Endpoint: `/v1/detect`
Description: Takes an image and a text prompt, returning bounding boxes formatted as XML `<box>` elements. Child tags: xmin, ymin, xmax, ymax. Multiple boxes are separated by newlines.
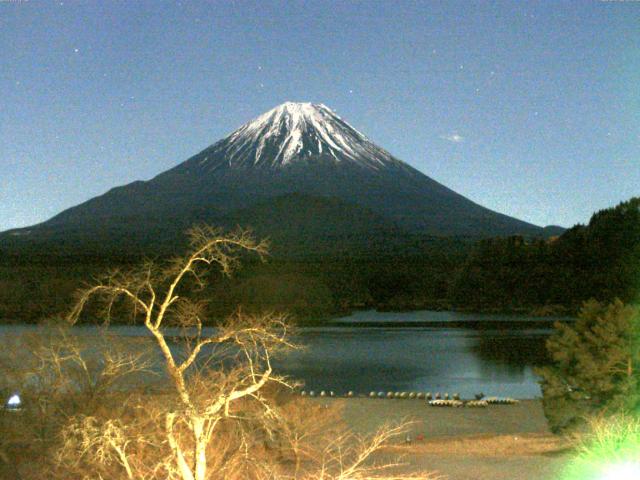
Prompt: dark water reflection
<box><xmin>275</xmin><ymin>328</ymin><xmax>549</xmax><ymax>399</ymax></box>
<box><xmin>0</xmin><ymin>310</ymin><xmax>569</xmax><ymax>399</ymax></box>
<box><xmin>473</xmin><ymin>330</ymin><xmax>550</xmax><ymax>366</ymax></box>
<box><xmin>273</xmin><ymin>310</ymin><xmax>568</xmax><ymax>399</ymax></box>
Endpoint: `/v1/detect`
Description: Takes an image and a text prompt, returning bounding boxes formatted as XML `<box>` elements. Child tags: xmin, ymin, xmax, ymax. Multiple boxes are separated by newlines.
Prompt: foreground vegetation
<box><xmin>537</xmin><ymin>300</ymin><xmax>640</xmax><ymax>434</ymax></box>
<box><xmin>533</xmin><ymin>298</ymin><xmax>640</xmax><ymax>479</ymax></box>
<box><xmin>560</xmin><ymin>414</ymin><xmax>640</xmax><ymax>480</ymax></box>
<box><xmin>0</xmin><ymin>227</ymin><xmax>434</xmax><ymax>479</ymax></box>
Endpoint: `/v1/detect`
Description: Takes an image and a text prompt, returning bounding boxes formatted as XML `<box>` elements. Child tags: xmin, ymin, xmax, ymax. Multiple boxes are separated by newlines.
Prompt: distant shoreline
<box><xmin>0</xmin><ymin>307</ymin><xmax>576</xmax><ymax>327</ymax></box>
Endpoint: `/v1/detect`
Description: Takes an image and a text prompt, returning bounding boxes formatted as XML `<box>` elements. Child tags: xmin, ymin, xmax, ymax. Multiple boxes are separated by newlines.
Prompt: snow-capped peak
<box><xmin>199</xmin><ymin>102</ymin><xmax>402</xmax><ymax>171</ymax></box>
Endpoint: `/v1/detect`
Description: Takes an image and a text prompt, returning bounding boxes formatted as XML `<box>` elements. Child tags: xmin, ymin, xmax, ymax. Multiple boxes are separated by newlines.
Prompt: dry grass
<box><xmin>559</xmin><ymin>414</ymin><xmax>640</xmax><ymax>480</ymax></box>
<box><xmin>385</xmin><ymin>432</ymin><xmax>570</xmax><ymax>457</ymax></box>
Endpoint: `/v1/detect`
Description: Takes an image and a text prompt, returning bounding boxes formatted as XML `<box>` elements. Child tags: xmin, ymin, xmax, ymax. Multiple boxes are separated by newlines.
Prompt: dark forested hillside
<box><xmin>0</xmin><ymin>239</ymin><xmax>469</xmax><ymax>324</ymax></box>
<box><xmin>450</xmin><ymin>197</ymin><xmax>640</xmax><ymax>313</ymax></box>
<box><xmin>1</xmin><ymin>197</ymin><xmax>637</xmax><ymax>324</ymax></box>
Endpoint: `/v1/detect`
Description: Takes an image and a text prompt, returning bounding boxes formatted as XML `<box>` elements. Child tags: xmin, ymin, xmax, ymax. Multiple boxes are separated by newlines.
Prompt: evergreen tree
<box><xmin>536</xmin><ymin>299</ymin><xmax>640</xmax><ymax>433</ymax></box>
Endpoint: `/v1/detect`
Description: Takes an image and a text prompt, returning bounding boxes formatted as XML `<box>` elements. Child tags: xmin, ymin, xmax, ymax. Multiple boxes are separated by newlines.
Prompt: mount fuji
<box><xmin>3</xmin><ymin>102</ymin><xmax>550</xmax><ymax>251</ymax></box>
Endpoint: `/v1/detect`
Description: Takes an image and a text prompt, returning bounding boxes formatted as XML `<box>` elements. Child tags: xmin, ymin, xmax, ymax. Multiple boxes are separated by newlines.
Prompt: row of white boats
<box><xmin>297</xmin><ymin>390</ymin><xmax>519</xmax><ymax>407</ymax></box>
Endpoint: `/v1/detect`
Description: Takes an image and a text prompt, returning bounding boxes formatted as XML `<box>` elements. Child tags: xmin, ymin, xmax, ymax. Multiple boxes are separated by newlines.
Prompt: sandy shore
<box><xmin>306</xmin><ymin>397</ymin><xmax>571</xmax><ymax>480</ymax></box>
<box><xmin>325</xmin><ymin>398</ymin><xmax>550</xmax><ymax>437</ymax></box>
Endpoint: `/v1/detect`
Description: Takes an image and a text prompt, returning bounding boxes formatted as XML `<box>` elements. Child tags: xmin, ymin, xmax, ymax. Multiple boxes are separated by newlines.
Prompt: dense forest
<box><xmin>0</xmin><ymin>197</ymin><xmax>638</xmax><ymax>324</ymax></box>
<box><xmin>450</xmin><ymin>197</ymin><xmax>640</xmax><ymax>315</ymax></box>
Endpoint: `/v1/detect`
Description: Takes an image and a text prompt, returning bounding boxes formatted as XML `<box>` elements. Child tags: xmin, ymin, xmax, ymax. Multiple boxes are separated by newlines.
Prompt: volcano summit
<box><xmin>5</xmin><ymin>102</ymin><xmax>547</xmax><ymax>248</ymax></box>
<box><xmin>193</xmin><ymin>101</ymin><xmax>407</xmax><ymax>171</ymax></box>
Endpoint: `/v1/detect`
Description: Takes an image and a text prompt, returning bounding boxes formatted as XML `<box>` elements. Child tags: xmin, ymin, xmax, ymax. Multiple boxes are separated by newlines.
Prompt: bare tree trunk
<box><xmin>192</xmin><ymin>416</ymin><xmax>207</xmax><ymax>480</ymax></box>
<box><xmin>167</xmin><ymin>413</ymin><xmax>195</xmax><ymax>480</ymax></box>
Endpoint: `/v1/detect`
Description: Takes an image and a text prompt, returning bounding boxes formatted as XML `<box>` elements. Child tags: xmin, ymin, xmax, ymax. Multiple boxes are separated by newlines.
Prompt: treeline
<box><xmin>449</xmin><ymin>197</ymin><xmax>640</xmax><ymax>314</ymax></box>
<box><xmin>1</xmin><ymin>197</ymin><xmax>638</xmax><ymax>324</ymax></box>
<box><xmin>0</xmin><ymin>240</ymin><xmax>469</xmax><ymax>324</ymax></box>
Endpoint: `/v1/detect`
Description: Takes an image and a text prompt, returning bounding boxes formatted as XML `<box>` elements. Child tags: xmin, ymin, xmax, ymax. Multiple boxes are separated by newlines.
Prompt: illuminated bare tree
<box><xmin>66</xmin><ymin>226</ymin><xmax>300</xmax><ymax>480</ymax></box>
<box><xmin>0</xmin><ymin>325</ymin><xmax>153</xmax><ymax>478</ymax></box>
<box><xmin>295</xmin><ymin>421</ymin><xmax>438</xmax><ymax>480</ymax></box>
<box><xmin>61</xmin><ymin>226</ymin><xmax>439</xmax><ymax>480</ymax></box>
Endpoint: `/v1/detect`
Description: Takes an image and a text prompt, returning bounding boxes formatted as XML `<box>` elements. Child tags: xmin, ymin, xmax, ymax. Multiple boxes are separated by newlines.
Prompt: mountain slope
<box><xmin>3</xmin><ymin>102</ymin><xmax>546</xmax><ymax>247</ymax></box>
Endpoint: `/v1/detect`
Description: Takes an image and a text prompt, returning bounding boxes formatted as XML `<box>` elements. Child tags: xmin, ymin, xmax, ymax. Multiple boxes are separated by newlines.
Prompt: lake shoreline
<box><xmin>0</xmin><ymin>303</ymin><xmax>577</xmax><ymax>327</ymax></box>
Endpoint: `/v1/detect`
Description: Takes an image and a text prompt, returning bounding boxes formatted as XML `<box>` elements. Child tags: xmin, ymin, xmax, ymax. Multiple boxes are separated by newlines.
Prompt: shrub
<box><xmin>536</xmin><ymin>299</ymin><xmax>640</xmax><ymax>433</ymax></box>
<box><xmin>562</xmin><ymin>414</ymin><xmax>640</xmax><ymax>480</ymax></box>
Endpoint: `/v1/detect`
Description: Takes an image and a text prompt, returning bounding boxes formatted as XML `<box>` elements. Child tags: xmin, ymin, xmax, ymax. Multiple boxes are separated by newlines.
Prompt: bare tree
<box><xmin>65</xmin><ymin>226</ymin><xmax>300</xmax><ymax>480</ymax></box>
<box><xmin>0</xmin><ymin>324</ymin><xmax>153</xmax><ymax>478</ymax></box>
<box><xmin>309</xmin><ymin>422</ymin><xmax>438</xmax><ymax>480</ymax></box>
<box><xmin>58</xmin><ymin>225</ymin><xmax>438</xmax><ymax>480</ymax></box>
<box><xmin>275</xmin><ymin>398</ymin><xmax>345</xmax><ymax>477</ymax></box>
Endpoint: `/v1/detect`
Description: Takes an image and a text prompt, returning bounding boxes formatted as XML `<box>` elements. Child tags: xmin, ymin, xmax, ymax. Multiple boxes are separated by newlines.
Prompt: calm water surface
<box><xmin>0</xmin><ymin>310</ymin><xmax>571</xmax><ymax>398</ymax></box>
<box><xmin>278</xmin><ymin>310</ymin><xmax>566</xmax><ymax>399</ymax></box>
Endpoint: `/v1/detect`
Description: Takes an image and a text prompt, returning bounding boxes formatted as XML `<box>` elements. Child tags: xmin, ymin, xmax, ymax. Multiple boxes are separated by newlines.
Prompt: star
<box><xmin>74</xmin><ymin>48</ymin><xmax>79</xmax><ymax>53</ymax></box>
<box><xmin>349</xmin><ymin>89</ymin><xmax>353</xmax><ymax>94</ymax></box>
<box><xmin>459</xmin><ymin>64</ymin><xmax>464</xmax><ymax>70</ymax></box>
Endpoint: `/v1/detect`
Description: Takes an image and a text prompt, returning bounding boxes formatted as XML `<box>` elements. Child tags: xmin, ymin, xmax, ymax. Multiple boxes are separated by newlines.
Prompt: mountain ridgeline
<box><xmin>3</xmin><ymin>102</ymin><xmax>549</xmax><ymax>252</ymax></box>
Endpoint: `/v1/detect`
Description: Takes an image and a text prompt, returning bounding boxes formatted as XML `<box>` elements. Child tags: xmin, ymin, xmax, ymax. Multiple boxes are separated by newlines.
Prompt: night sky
<box><xmin>1</xmin><ymin>0</ymin><xmax>639</xmax><ymax>232</ymax></box>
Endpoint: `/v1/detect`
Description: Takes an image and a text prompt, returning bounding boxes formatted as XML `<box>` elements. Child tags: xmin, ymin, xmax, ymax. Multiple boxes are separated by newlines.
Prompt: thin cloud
<box><xmin>440</xmin><ymin>133</ymin><xmax>464</xmax><ymax>143</ymax></box>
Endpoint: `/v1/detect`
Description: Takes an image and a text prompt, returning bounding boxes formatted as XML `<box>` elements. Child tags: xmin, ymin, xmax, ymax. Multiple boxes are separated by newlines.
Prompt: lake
<box><xmin>0</xmin><ymin>310</ymin><xmax>571</xmax><ymax>399</ymax></box>
<box><xmin>277</xmin><ymin>310</ymin><xmax>567</xmax><ymax>399</ymax></box>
